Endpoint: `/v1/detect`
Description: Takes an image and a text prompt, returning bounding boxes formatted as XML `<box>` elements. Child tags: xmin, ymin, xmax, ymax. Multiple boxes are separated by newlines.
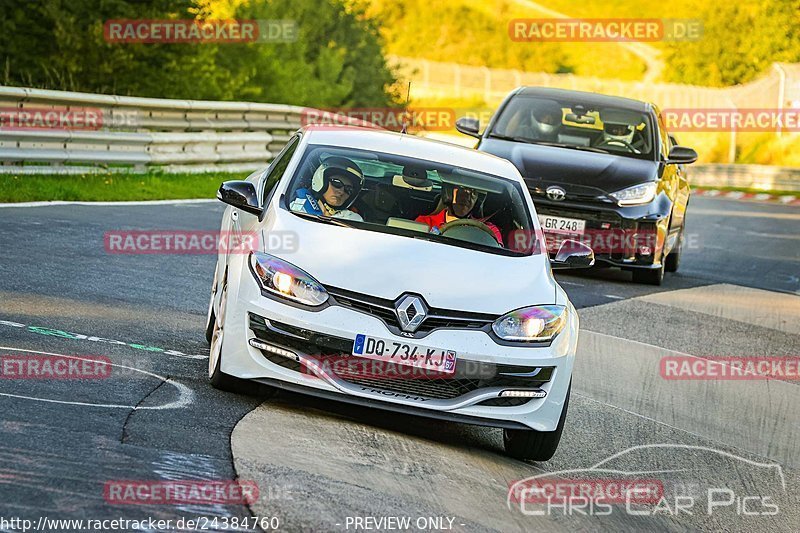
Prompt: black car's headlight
<box><xmin>492</xmin><ymin>305</ymin><xmax>567</xmax><ymax>342</ymax></box>
<box><xmin>610</xmin><ymin>182</ymin><xmax>657</xmax><ymax>206</ymax></box>
<box><xmin>250</xmin><ymin>252</ymin><xmax>328</xmax><ymax>306</ymax></box>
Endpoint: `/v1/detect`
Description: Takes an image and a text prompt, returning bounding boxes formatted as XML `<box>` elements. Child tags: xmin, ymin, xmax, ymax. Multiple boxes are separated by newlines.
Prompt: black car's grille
<box><xmin>248</xmin><ymin>313</ymin><xmax>553</xmax><ymax>402</ymax></box>
<box><xmin>324</xmin><ymin>286</ymin><xmax>497</xmax><ymax>338</ymax></box>
<box><xmin>534</xmin><ymin>205</ymin><xmax>642</xmax><ymax>260</ymax></box>
<box><xmin>528</xmin><ymin>182</ymin><xmax>613</xmax><ymax>205</ymax></box>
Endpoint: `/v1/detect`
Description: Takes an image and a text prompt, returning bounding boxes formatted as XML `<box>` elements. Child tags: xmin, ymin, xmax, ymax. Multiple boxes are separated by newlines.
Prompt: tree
<box><xmin>0</xmin><ymin>0</ymin><xmax>397</xmax><ymax>106</ymax></box>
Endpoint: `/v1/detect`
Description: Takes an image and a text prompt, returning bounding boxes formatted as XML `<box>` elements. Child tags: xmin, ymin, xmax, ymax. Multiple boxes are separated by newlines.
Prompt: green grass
<box><xmin>0</xmin><ymin>170</ymin><xmax>250</xmax><ymax>202</ymax></box>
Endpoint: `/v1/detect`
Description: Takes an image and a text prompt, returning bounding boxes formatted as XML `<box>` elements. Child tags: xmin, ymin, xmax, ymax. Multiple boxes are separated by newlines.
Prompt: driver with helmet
<box><xmin>602</xmin><ymin>122</ymin><xmax>635</xmax><ymax>145</ymax></box>
<box><xmin>598</xmin><ymin>108</ymin><xmax>641</xmax><ymax>152</ymax></box>
<box><xmin>415</xmin><ymin>183</ymin><xmax>503</xmax><ymax>245</ymax></box>
<box><xmin>290</xmin><ymin>157</ymin><xmax>364</xmax><ymax>221</ymax></box>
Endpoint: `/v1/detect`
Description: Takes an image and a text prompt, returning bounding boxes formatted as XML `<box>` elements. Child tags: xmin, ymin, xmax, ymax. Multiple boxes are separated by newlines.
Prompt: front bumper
<box><xmin>220</xmin><ymin>269</ymin><xmax>577</xmax><ymax>432</ymax></box>
<box><xmin>535</xmin><ymin>200</ymin><xmax>670</xmax><ymax>269</ymax></box>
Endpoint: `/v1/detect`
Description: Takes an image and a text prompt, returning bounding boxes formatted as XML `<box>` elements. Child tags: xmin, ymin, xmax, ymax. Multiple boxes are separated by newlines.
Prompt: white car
<box><xmin>205</xmin><ymin>126</ymin><xmax>593</xmax><ymax>461</ymax></box>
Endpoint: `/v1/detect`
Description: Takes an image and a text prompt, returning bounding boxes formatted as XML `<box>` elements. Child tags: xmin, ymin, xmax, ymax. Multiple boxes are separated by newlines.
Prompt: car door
<box><xmin>656</xmin><ymin>111</ymin><xmax>689</xmax><ymax>233</ymax></box>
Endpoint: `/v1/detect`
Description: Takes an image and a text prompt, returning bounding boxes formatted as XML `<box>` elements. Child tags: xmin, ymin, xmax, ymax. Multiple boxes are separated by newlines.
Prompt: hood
<box><xmin>263</xmin><ymin>210</ymin><xmax>556</xmax><ymax>315</ymax></box>
<box><xmin>479</xmin><ymin>138</ymin><xmax>659</xmax><ymax>197</ymax></box>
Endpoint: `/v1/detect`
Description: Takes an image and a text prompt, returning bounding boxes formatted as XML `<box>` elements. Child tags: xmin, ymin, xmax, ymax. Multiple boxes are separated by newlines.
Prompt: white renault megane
<box><xmin>205</xmin><ymin>126</ymin><xmax>593</xmax><ymax>461</ymax></box>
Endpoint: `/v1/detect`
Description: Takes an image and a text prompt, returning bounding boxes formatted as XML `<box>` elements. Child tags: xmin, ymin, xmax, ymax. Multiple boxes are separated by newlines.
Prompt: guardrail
<box><xmin>1</xmin><ymin>86</ymin><xmax>799</xmax><ymax>191</ymax></box>
<box><xmin>0</xmin><ymin>86</ymin><xmax>305</xmax><ymax>173</ymax></box>
<box><xmin>691</xmin><ymin>164</ymin><xmax>800</xmax><ymax>192</ymax></box>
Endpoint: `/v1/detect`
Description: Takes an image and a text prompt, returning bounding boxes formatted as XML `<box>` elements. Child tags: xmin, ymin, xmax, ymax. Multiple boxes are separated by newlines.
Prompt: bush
<box><xmin>0</xmin><ymin>0</ymin><xmax>397</xmax><ymax>106</ymax></box>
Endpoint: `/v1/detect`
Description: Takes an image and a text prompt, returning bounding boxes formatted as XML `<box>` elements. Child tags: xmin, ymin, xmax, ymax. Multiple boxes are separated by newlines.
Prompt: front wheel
<box><xmin>503</xmin><ymin>383</ymin><xmax>570</xmax><ymax>461</ymax></box>
<box><xmin>631</xmin><ymin>260</ymin><xmax>665</xmax><ymax>285</ymax></box>
<box><xmin>208</xmin><ymin>275</ymin><xmax>275</xmax><ymax>396</ymax></box>
<box><xmin>664</xmin><ymin>228</ymin><xmax>683</xmax><ymax>273</ymax></box>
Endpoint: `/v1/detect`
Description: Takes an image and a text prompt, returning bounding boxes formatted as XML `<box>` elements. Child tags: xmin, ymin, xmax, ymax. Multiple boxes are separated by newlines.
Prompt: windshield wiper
<box><xmin>291</xmin><ymin>211</ymin><xmax>357</xmax><ymax>228</ymax></box>
<box><xmin>487</xmin><ymin>133</ymin><xmax>539</xmax><ymax>144</ymax></box>
<box><xmin>488</xmin><ymin>135</ymin><xmax>610</xmax><ymax>153</ymax></box>
<box><xmin>571</xmin><ymin>145</ymin><xmax>610</xmax><ymax>154</ymax></box>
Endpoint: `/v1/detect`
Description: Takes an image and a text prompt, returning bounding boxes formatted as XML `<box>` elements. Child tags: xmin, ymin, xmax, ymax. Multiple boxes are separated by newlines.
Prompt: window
<box><xmin>283</xmin><ymin>143</ymin><xmax>542</xmax><ymax>257</ymax></box>
<box><xmin>262</xmin><ymin>135</ymin><xmax>300</xmax><ymax>202</ymax></box>
<box><xmin>491</xmin><ymin>96</ymin><xmax>655</xmax><ymax>160</ymax></box>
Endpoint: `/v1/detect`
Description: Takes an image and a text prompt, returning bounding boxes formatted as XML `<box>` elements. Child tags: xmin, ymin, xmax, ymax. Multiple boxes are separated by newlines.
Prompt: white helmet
<box><xmin>529</xmin><ymin>100</ymin><xmax>562</xmax><ymax>140</ymax></box>
<box><xmin>602</xmin><ymin>121</ymin><xmax>635</xmax><ymax>145</ymax></box>
<box><xmin>599</xmin><ymin>108</ymin><xmax>639</xmax><ymax>146</ymax></box>
<box><xmin>310</xmin><ymin>157</ymin><xmax>364</xmax><ymax>210</ymax></box>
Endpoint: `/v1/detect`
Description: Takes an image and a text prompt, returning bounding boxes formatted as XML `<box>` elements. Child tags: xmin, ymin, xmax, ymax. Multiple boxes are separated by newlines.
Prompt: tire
<box><xmin>503</xmin><ymin>383</ymin><xmax>570</xmax><ymax>462</ymax></box>
<box><xmin>205</xmin><ymin>297</ymin><xmax>216</xmax><ymax>346</ymax></box>
<box><xmin>664</xmin><ymin>228</ymin><xmax>683</xmax><ymax>273</ymax></box>
<box><xmin>631</xmin><ymin>259</ymin><xmax>664</xmax><ymax>285</ymax></box>
<box><xmin>208</xmin><ymin>274</ymin><xmax>275</xmax><ymax>396</ymax></box>
<box><xmin>205</xmin><ymin>266</ymin><xmax>219</xmax><ymax>345</ymax></box>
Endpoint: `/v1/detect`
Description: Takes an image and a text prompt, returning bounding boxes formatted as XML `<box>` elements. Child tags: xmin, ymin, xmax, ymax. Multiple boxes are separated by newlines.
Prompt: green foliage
<box><xmin>530</xmin><ymin>0</ymin><xmax>800</xmax><ymax>87</ymax></box>
<box><xmin>369</xmin><ymin>0</ymin><xmax>574</xmax><ymax>73</ymax></box>
<box><xmin>663</xmin><ymin>0</ymin><xmax>800</xmax><ymax>86</ymax></box>
<box><xmin>0</xmin><ymin>0</ymin><xmax>397</xmax><ymax>106</ymax></box>
<box><xmin>367</xmin><ymin>0</ymin><xmax>647</xmax><ymax>80</ymax></box>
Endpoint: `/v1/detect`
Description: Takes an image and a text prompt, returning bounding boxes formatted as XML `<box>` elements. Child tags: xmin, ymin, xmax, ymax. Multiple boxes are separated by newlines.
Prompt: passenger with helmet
<box><xmin>290</xmin><ymin>157</ymin><xmax>364</xmax><ymax>221</ymax></box>
<box><xmin>415</xmin><ymin>183</ymin><xmax>504</xmax><ymax>245</ymax></box>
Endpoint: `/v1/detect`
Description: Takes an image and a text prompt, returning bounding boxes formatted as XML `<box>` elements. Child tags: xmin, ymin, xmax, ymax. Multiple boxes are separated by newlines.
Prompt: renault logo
<box><xmin>546</xmin><ymin>186</ymin><xmax>566</xmax><ymax>201</ymax></box>
<box><xmin>395</xmin><ymin>294</ymin><xmax>428</xmax><ymax>333</ymax></box>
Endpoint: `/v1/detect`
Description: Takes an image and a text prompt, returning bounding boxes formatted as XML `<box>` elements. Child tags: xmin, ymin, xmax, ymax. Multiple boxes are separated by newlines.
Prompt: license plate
<box><xmin>538</xmin><ymin>215</ymin><xmax>586</xmax><ymax>235</ymax></box>
<box><xmin>352</xmin><ymin>334</ymin><xmax>457</xmax><ymax>374</ymax></box>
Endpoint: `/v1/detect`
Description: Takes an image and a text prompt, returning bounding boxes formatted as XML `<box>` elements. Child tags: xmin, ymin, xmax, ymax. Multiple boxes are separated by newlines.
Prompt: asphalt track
<box><xmin>0</xmin><ymin>196</ymin><xmax>798</xmax><ymax>532</ymax></box>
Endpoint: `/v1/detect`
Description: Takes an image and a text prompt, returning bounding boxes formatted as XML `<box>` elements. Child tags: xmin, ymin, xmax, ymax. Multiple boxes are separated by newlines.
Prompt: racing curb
<box><xmin>692</xmin><ymin>188</ymin><xmax>800</xmax><ymax>205</ymax></box>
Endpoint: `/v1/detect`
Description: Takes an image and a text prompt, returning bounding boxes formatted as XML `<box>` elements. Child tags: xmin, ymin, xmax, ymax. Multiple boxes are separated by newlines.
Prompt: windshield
<box><xmin>283</xmin><ymin>144</ymin><xmax>543</xmax><ymax>256</ymax></box>
<box><xmin>489</xmin><ymin>95</ymin><xmax>655</xmax><ymax>160</ymax></box>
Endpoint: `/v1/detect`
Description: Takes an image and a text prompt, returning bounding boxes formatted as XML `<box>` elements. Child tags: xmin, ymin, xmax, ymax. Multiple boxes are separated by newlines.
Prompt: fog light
<box><xmin>499</xmin><ymin>389</ymin><xmax>547</xmax><ymax>398</ymax></box>
<box><xmin>248</xmin><ymin>338</ymin><xmax>295</xmax><ymax>359</ymax></box>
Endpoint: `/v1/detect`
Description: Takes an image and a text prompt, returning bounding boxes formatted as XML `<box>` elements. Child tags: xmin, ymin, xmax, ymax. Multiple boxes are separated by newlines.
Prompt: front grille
<box><xmin>536</xmin><ymin>206</ymin><xmax>639</xmax><ymax>260</ymax></box>
<box><xmin>248</xmin><ymin>313</ymin><xmax>553</xmax><ymax>402</ymax></box>
<box><xmin>337</xmin><ymin>372</ymin><xmax>549</xmax><ymax>400</ymax></box>
<box><xmin>325</xmin><ymin>286</ymin><xmax>497</xmax><ymax>338</ymax></box>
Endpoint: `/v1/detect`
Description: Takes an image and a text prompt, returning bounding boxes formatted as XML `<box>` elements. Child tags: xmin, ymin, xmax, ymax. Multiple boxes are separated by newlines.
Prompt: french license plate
<box><xmin>352</xmin><ymin>334</ymin><xmax>457</xmax><ymax>374</ymax></box>
<box><xmin>538</xmin><ymin>215</ymin><xmax>586</xmax><ymax>235</ymax></box>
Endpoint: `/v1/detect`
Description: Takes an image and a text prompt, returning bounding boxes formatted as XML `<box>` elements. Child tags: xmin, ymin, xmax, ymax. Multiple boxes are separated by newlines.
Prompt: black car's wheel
<box><xmin>503</xmin><ymin>383</ymin><xmax>570</xmax><ymax>461</ymax></box>
<box><xmin>632</xmin><ymin>260</ymin><xmax>665</xmax><ymax>285</ymax></box>
<box><xmin>665</xmin><ymin>228</ymin><xmax>683</xmax><ymax>273</ymax></box>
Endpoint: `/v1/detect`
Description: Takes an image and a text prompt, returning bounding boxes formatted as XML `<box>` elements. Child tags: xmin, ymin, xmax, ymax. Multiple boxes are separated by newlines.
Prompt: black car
<box><xmin>455</xmin><ymin>87</ymin><xmax>698</xmax><ymax>285</ymax></box>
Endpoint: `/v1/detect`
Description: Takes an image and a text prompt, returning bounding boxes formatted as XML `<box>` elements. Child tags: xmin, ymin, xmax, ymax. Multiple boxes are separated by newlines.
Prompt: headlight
<box><xmin>250</xmin><ymin>252</ymin><xmax>328</xmax><ymax>306</ymax></box>
<box><xmin>610</xmin><ymin>182</ymin><xmax>657</xmax><ymax>206</ymax></box>
<box><xmin>492</xmin><ymin>305</ymin><xmax>567</xmax><ymax>342</ymax></box>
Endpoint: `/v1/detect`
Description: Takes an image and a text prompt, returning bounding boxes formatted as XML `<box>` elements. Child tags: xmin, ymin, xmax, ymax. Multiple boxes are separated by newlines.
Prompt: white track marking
<box><xmin>0</xmin><ymin>346</ymin><xmax>194</xmax><ymax>410</ymax></box>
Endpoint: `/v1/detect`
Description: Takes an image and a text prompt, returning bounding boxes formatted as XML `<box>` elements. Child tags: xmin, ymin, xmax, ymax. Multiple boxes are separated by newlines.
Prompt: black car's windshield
<box><xmin>490</xmin><ymin>95</ymin><xmax>655</xmax><ymax>160</ymax></box>
<box><xmin>283</xmin><ymin>144</ymin><xmax>543</xmax><ymax>256</ymax></box>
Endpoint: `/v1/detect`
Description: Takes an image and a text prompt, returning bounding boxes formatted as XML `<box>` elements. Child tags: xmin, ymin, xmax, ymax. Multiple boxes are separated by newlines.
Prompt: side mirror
<box><xmin>551</xmin><ymin>240</ymin><xmax>595</xmax><ymax>270</ymax></box>
<box><xmin>455</xmin><ymin>117</ymin><xmax>481</xmax><ymax>138</ymax></box>
<box><xmin>217</xmin><ymin>180</ymin><xmax>262</xmax><ymax>216</ymax></box>
<box><xmin>666</xmin><ymin>145</ymin><xmax>698</xmax><ymax>165</ymax></box>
